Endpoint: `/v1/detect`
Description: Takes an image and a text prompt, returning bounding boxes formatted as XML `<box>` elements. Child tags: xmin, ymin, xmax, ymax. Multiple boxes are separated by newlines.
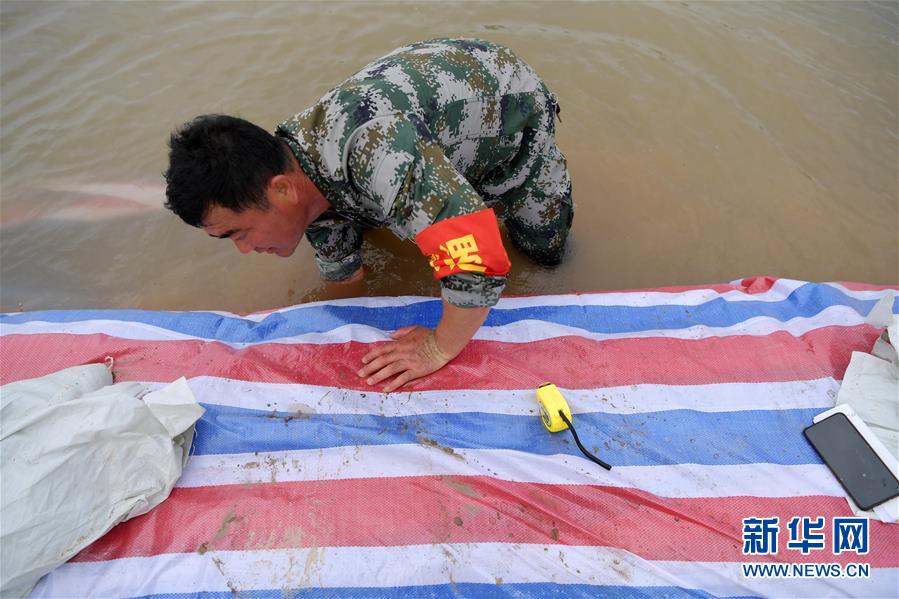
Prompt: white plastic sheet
<box><xmin>827</xmin><ymin>293</ymin><xmax>899</xmax><ymax>523</ymax></box>
<box><xmin>0</xmin><ymin>363</ymin><xmax>204</xmax><ymax>598</ymax></box>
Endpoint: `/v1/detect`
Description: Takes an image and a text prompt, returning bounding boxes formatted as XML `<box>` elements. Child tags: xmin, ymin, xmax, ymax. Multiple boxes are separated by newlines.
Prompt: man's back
<box><xmin>276</xmin><ymin>38</ymin><xmax>553</xmax><ymax>193</ymax></box>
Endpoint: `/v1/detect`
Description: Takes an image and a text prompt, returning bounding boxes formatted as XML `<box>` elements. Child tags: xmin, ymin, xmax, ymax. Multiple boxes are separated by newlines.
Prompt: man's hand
<box><xmin>358</xmin><ymin>326</ymin><xmax>452</xmax><ymax>392</ymax></box>
<box><xmin>358</xmin><ymin>300</ymin><xmax>490</xmax><ymax>392</ymax></box>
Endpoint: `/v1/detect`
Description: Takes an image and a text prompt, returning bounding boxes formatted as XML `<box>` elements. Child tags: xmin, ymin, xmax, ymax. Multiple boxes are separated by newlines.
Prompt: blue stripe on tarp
<box><xmin>132</xmin><ymin>584</ymin><xmax>757</xmax><ymax>599</ymax></box>
<box><xmin>1</xmin><ymin>284</ymin><xmax>895</xmax><ymax>342</ymax></box>
<box><xmin>192</xmin><ymin>404</ymin><xmax>825</xmax><ymax>467</ymax></box>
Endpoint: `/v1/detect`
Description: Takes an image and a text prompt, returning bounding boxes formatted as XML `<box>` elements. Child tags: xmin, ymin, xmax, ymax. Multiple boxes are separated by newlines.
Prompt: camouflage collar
<box><xmin>274</xmin><ymin>125</ymin><xmax>346</xmax><ymax>210</ymax></box>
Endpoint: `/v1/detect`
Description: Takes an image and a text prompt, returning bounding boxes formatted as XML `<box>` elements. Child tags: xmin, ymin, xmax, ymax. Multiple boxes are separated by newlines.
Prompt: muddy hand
<box><xmin>358</xmin><ymin>326</ymin><xmax>453</xmax><ymax>392</ymax></box>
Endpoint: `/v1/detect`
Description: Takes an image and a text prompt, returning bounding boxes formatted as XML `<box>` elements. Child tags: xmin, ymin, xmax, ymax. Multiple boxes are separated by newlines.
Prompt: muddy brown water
<box><xmin>1</xmin><ymin>1</ymin><xmax>896</xmax><ymax>313</ymax></box>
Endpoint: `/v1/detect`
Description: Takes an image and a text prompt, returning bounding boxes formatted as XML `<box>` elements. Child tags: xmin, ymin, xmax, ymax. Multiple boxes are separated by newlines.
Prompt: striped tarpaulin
<box><xmin>2</xmin><ymin>277</ymin><xmax>897</xmax><ymax>598</ymax></box>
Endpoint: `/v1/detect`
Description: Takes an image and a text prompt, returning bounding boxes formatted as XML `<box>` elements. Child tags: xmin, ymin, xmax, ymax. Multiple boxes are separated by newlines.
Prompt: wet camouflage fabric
<box><xmin>274</xmin><ymin>38</ymin><xmax>572</xmax><ymax>307</ymax></box>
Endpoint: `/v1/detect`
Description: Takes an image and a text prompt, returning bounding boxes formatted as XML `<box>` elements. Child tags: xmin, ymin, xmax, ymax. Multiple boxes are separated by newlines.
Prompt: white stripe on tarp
<box><xmin>159</xmin><ymin>376</ymin><xmax>838</xmax><ymax>416</ymax></box>
<box><xmin>230</xmin><ymin>281</ymin><xmax>807</xmax><ymax>317</ymax></box>
<box><xmin>276</xmin><ymin>279</ymin><xmax>806</xmax><ymax>309</ymax></box>
<box><xmin>177</xmin><ymin>445</ymin><xmax>844</xmax><ymax>499</ymax></box>
<box><xmin>494</xmin><ymin>278</ymin><xmax>808</xmax><ymax>307</ymax></box>
<box><xmin>234</xmin><ymin>295</ymin><xmax>437</xmax><ymax>321</ymax></box>
<box><xmin>475</xmin><ymin>305</ymin><xmax>867</xmax><ymax>343</ymax></box>
<box><xmin>823</xmin><ymin>283</ymin><xmax>899</xmax><ymax>302</ymax></box>
<box><xmin>260</xmin><ymin>278</ymin><xmax>889</xmax><ymax>310</ymax></box>
<box><xmin>0</xmin><ymin>304</ymin><xmax>871</xmax><ymax>346</ymax></box>
<box><xmin>30</xmin><ymin>543</ymin><xmax>896</xmax><ymax>599</ymax></box>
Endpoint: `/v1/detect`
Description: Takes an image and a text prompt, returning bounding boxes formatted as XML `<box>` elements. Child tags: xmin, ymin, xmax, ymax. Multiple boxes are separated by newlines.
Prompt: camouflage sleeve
<box><xmin>304</xmin><ymin>211</ymin><xmax>364</xmax><ymax>281</ymax></box>
<box><xmin>346</xmin><ymin>114</ymin><xmax>507</xmax><ymax>308</ymax></box>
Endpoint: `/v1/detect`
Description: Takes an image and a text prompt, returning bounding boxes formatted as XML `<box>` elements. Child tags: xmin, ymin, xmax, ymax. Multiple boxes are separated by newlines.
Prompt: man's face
<box><xmin>201</xmin><ymin>188</ymin><xmax>306</xmax><ymax>258</ymax></box>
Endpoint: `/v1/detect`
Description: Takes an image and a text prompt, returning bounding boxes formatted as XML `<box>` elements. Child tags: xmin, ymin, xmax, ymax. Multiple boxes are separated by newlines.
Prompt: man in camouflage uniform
<box><xmin>165</xmin><ymin>38</ymin><xmax>573</xmax><ymax>390</ymax></box>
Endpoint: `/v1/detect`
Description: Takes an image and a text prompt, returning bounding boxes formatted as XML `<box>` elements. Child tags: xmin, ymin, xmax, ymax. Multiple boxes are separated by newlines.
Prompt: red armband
<box><xmin>414</xmin><ymin>208</ymin><xmax>511</xmax><ymax>279</ymax></box>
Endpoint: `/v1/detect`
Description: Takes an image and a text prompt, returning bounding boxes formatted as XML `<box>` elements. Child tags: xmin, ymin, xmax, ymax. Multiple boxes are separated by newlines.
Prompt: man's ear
<box><xmin>268</xmin><ymin>174</ymin><xmax>296</xmax><ymax>205</ymax></box>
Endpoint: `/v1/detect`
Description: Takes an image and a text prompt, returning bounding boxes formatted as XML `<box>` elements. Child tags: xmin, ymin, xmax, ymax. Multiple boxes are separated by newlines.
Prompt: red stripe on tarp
<box><xmin>0</xmin><ymin>325</ymin><xmax>880</xmax><ymax>388</ymax></box>
<box><xmin>73</xmin><ymin>476</ymin><xmax>897</xmax><ymax>567</ymax></box>
<box><xmin>735</xmin><ymin>276</ymin><xmax>779</xmax><ymax>294</ymax></box>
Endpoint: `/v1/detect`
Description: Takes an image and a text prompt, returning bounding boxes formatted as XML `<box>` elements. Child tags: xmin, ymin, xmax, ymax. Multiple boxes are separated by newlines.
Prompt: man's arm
<box><xmin>305</xmin><ymin>211</ymin><xmax>364</xmax><ymax>282</ymax></box>
<box><xmin>347</xmin><ymin>115</ymin><xmax>509</xmax><ymax>391</ymax></box>
<box><xmin>358</xmin><ymin>299</ymin><xmax>489</xmax><ymax>392</ymax></box>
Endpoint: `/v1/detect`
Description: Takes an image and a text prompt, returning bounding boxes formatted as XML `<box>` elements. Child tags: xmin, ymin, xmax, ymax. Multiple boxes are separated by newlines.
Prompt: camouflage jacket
<box><xmin>274</xmin><ymin>38</ymin><xmax>553</xmax><ymax>307</ymax></box>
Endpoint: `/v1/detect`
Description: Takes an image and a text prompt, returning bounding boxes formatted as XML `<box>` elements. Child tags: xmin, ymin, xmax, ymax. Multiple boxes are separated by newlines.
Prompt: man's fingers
<box><xmin>384</xmin><ymin>371</ymin><xmax>417</xmax><ymax>393</ymax></box>
<box><xmin>366</xmin><ymin>361</ymin><xmax>407</xmax><ymax>386</ymax></box>
<box><xmin>390</xmin><ymin>326</ymin><xmax>418</xmax><ymax>339</ymax></box>
<box><xmin>358</xmin><ymin>353</ymin><xmax>397</xmax><ymax>378</ymax></box>
<box><xmin>362</xmin><ymin>341</ymin><xmax>397</xmax><ymax>364</ymax></box>
<box><xmin>361</xmin><ymin>341</ymin><xmax>395</xmax><ymax>366</ymax></box>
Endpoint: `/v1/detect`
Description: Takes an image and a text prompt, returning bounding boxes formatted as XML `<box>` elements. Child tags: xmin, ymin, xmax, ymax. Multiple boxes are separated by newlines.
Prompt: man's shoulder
<box><xmin>278</xmin><ymin>37</ymin><xmax>535</xmax><ymax>132</ymax></box>
<box><xmin>274</xmin><ymin>38</ymin><xmax>544</xmax><ymax>179</ymax></box>
<box><xmin>274</xmin><ymin>91</ymin><xmax>364</xmax><ymax>181</ymax></box>
<box><xmin>348</xmin><ymin>38</ymin><xmax>527</xmax><ymax>97</ymax></box>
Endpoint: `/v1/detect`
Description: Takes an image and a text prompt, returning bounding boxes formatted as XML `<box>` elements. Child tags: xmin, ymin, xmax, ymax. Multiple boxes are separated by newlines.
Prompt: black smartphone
<box><xmin>804</xmin><ymin>412</ymin><xmax>899</xmax><ymax>511</ymax></box>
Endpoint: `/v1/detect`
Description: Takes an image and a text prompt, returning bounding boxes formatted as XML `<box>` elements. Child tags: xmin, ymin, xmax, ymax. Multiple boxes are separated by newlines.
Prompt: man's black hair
<box><xmin>163</xmin><ymin>114</ymin><xmax>290</xmax><ymax>227</ymax></box>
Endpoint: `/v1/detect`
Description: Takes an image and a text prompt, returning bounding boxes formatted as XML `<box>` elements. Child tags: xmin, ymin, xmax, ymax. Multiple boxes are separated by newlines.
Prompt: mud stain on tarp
<box><xmin>288</xmin><ymin>403</ymin><xmax>317</xmax><ymax>418</ymax></box>
<box><xmin>197</xmin><ymin>508</ymin><xmax>245</xmax><ymax>555</ymax></box>
<box><xmin>416</xmin><ymin>435</ymin><xmax>465</xmax><ymax>461</ymax></box>
<box><xmin>441</xmin><ymin>546</ymin><xmax>457</xmax><ymax>564</ymax></box>
<box><xmin>280</xmin><ymin>545</ymin><xmax>325</xmax><ymax>594</ymax></box>
<box><xmin>300</xmin><ymin>546</ymin><xmax>322</xmax><ymax>589</ymax></box>
<box><xmin>440</xmin><ymin>476</ymin><xmax>479</xmax><ymax>497</ymax></box>
<box><xmin>611</xmin><ymin>557</ymin><xmax>633</xmax><ymax>582</ymax></box>
<box><xmin>216</xmin><ymin>510</ymin><xmax>242</xmax><ymax>537</ymax></box>
<box><xmin>263</xmin><ymin>403</ymin><xmax>315</xmax><ymax>425</ymax></box>
<box><xmin>280</xmin><ymin>554</ymin><xmax>300</xmax><ymax>597</ymax></box>
<box><xmin>282</xmin><ymin>526</ymin><xmax>304</xmax><ymax>547</ymax></box>
<box><xmin>264</xmin><ymin>455</ymin><xmax>281</xmax><ymax>483</ymax></box>
<box><xmin>211</xmin><ymin>556</ymin><xmax>241</xmax><ymax>597</ymax></box>
<box><xmin>243</xmin><ymin>529</ymin><xmax>280</xmax><ymax>551</ymax></box>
